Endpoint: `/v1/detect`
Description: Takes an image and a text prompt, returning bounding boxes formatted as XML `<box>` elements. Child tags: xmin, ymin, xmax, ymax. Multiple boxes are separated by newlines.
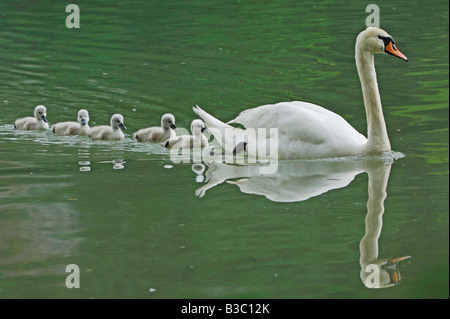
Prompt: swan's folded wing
<box><xmin>228</xmin><ymin>101</ymin><xmax>366</xmax><ymax>146</ymax></box>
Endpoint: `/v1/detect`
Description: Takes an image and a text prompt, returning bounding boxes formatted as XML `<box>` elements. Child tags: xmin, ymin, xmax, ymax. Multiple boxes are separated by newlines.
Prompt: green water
<box><xmin>0</xmin><ymin>0</ymin><xmax>448</xmax><ymax>299</ymax></box>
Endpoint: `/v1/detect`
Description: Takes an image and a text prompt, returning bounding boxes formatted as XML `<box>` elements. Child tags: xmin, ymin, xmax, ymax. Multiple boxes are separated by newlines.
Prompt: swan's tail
<box><xmin>193</xmin><ymin>105</ymin><xmax>242</xmax><ymax>153</ymax></box>
<box><xmin>192</xmin><ymin>105</ymin><xmax>231</xmax><ymax>132</ymax></box>
<box><xmin>193</xmin><ymin>105</ymin><xmax>227</xmax><ymax>147</ymax></box>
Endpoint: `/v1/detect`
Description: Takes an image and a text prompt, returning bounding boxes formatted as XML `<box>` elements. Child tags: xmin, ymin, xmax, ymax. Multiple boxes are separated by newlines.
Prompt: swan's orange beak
<box><xmin>385</xmin><ymin>41</ymin><xmax>408</xmax><ymax>61</ymax></box>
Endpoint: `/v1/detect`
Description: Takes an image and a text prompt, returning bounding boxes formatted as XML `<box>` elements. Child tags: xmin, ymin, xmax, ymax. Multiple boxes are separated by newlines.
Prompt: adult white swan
<box><xmin>193</xmin><ymin>27</ymin><xmax>407</xmax><ymax>159</ymax></box>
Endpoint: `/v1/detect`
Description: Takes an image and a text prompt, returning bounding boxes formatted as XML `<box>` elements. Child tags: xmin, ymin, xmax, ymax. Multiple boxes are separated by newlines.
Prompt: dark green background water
<box><xmin>0</xmin><ymin>0</ymin><xmax>448</xmax><ymax>298</ymax></box>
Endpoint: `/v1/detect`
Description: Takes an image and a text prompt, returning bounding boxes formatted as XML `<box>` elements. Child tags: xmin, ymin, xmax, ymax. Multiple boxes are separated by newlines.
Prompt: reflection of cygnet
<box><xmin>89</xmin><ymin>114</ymin><xmax>126</xmax><ymax>140</ymax></box>
<box><xmin>164</xmin><ymin>119</ymin><xmax>208</xmax><ymax>149</ymax></box>
<box><xmin>192</xmin><ymin>164</ymin><xmax>205</xmax><ymax>183</ymax></box>
<box><xmin>113</xmin><ymin>159</ymin><xmax>125</xmax><ymax>170</ymax></box>
<box><xmin>133</xmin><ymin>113</ymin><xmax>177</xmax><ymax>142</ymax></box>
<box><xmin>14</xmin><ymin>105</ymin><xmax>49</xmax><ymax>130</ymax></box>
<box><xmin>52</xmin><ymin>109</ymin><xmax>90</xmax><ymax>136</ymax></box>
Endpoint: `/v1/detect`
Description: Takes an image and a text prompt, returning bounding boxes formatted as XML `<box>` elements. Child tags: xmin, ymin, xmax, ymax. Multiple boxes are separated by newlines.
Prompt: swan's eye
<box><xmin>377</xmin><ymin>35</ymin><xmax>395</xmax><ymax>46</ymax></box>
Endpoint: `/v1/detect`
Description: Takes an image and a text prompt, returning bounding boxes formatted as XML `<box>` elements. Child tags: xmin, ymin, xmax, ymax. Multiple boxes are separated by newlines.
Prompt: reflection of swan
<box><xmin>195</xmin><ymin>159</ymin><xmax>365</xmax><ymax>202</ymax></box>
<box><xmin>193</xmin><ymin>27</ymin><xmax>407</xmax><ymax>159</ymax></box>
<box><xmin>195</xmin><ymin>154</ymin><xmax>410</xmax><ymax>288</ymax></box>
<box><xmin>360</xmin><ymin>163</ymin><xmax>411</xmax><ymax>288</ymax></box>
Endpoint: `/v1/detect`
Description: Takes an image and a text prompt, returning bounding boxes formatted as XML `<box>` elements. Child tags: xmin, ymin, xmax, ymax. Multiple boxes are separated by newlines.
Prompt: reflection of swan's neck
<box><xmin>360</xmin><ymin>164</ymin><xmax>391</xmax><ymax>264</ymax></box>
<box><xmin>356</xmin><ymin>46</ymin><xmax>391</xmax><ymax>153</ymax></box>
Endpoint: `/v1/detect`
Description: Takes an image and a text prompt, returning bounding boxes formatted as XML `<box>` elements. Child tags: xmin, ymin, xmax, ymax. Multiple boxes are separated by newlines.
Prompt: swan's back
<box><xmin>228</xmin><ymin>101</ymin><xmax>367</xmax><ymax>158</ymax></box>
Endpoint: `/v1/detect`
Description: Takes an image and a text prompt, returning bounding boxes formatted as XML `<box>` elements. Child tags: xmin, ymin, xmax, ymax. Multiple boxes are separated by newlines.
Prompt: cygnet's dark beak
<box><xmin>201</xmin><ymin>126</ymin><xmax>208</xmax><ymax>133</ymax></box>
<box><xmin>119</xmin><ymin>123</ymin><xmax>126</xmax><ymax>130</ymax></box>
<box><xmin>81</xmin><ymin>118</ymin><xmax>87</xmax><ymax>125</ymax></box>
<box><xmin>170</xmin><ymin>123</ymin><xmax>177</xmax><ymax>130</ymax></box>
<box><xmin>41</xmin><ymin>115</ymin><xmax>48</xmax><ymax>123</ymax></box>
<box><xmin>233</xmin><ymin>141</ymin><xmax>247</xmax><ymax>155</ymax></box>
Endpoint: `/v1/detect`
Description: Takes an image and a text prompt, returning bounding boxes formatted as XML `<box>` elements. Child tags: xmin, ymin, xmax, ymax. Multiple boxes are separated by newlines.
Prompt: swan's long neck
<box><xmin>356</xmin><ymin>46</ymin><xmax>391</xmax><ymax>153</ymax></box>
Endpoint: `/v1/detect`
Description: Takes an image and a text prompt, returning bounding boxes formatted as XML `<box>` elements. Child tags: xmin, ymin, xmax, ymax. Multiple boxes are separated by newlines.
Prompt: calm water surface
<box><xmin>0</xmin><ymin>0</ymin><xmax>448</xmax><ymax>299</ymax></box>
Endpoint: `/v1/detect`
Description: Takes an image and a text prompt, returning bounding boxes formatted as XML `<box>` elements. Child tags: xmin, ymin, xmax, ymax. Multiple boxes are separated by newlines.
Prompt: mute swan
<box><xmin>133</xmin><ymin>113</ymin><xmax>177</xmax><ymax>142</ymax></box>
<box><xmin>52</xmin><ymin>109</ymin><xmax>90</xmax><ymax>136</ymax></box>
<box><xmin>164</xmin><ymin>119</ymin><xmax>209</xmax><ymax>149</ymax></box>
<box><xmin>14</xmin><ymin>105</ymin><xmax>49</xmax><ymax>130</ymax></box>
<box><xmin>89</xmin><ymin>114</ymin><xmax>126</xmax><ymax>140</ymax></box>
<box><xmin>193</xmin><ymin>27</ymin><xmax>408</xmax><ymax>159</ymax></box>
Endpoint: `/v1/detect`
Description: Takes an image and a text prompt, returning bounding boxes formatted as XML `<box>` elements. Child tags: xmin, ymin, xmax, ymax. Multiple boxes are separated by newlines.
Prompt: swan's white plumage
<box><xmin>164</xmin><ymin>119</ymin><xmax>208</xmax><ymax>149</ymax></box>
<box><xmin>89</xmin><ymin>114</ymin><xmax>126</xmax><ymax>140</ymax></box>
<box><xmin>193</xmin><ymin>27</ymin><xmax>407</xmax><ymax>160</ymax></box>
<box><xmin>230</xmin><ymin>101</ymin><xmax>367</xmax><ymax>157</ymax></box>
<box><xmin>14</xmin><ymin>105</ymin><xmax>49</xmax><ymax>130</ymax></box>
<box><xmin>52</xmin><ymin>109</ymin><xmax>90</xmax><ymax>136</ymax></box>
<box><xmin>133</xmin><ymin>113</ymin><xmax>176</xmax><ymax>142</ymax></box>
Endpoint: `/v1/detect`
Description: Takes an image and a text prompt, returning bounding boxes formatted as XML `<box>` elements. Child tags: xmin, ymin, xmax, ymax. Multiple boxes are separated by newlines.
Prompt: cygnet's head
<box><xmin>161</xmin><ymin>113</ymin><xmax>176</xmax><ymax>130</ymax></box>
<box><xmin>191</xmin><ymin>119</ymin><xmax>207</xmax><ymax>135</ymax></box>
<box><xmin>110</xmin><ymin>113</ymin><xmax>126</xmax><ymax>130</ymax></box>
<box><xmin>34</xmin><ymin>105</ymin><xmax>48</xmax><ymax>123</ymax></box>
<box><xmin>78</xmin><ymin>109</ymin><xmax>90</xmax><ymax>126</ymax></box>
<box><xmin>357</xmin><ymin>27</ymin><xmax>407</xmax><ymax>61</ymax></box>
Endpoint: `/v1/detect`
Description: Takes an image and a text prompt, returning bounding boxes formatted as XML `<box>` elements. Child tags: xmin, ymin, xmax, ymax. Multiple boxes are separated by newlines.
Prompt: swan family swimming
<box><xmin>12</xmin><ymin>27</ymin><xmax>407</xmax><ymax>159</ymax></box>
<box><xmin>13</xmin><ymin>106</ymin><xmax>209</xmax><ymax>146</ymax></box>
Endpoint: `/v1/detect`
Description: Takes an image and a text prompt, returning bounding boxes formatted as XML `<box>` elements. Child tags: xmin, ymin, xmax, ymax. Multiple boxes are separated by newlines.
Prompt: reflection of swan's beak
<box><xmin>382</xmin><ymin>256</ymin><xmax>411</xmax><ymax>286</ymax></box>
<box><xmin>387</xmin><ymin>256</ymin><xmax>411</xmax><ymax>265</ymax></box>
